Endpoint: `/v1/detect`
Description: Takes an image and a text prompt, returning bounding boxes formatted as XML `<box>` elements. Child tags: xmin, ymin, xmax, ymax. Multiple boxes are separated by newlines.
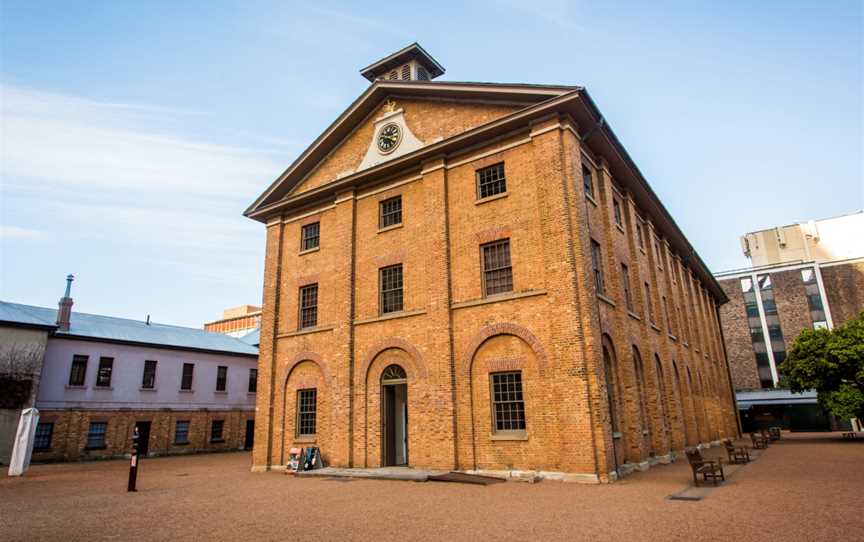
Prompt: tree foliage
<box><xmin>780</xmin><ymin>312</ymin><xmax>864</xmax><ymax>421</ymax></box>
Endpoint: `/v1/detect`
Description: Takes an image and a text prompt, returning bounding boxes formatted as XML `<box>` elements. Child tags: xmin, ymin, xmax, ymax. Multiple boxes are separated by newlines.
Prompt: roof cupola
<box><xmin>359</xmin><ymin>42</ymin><xmax>445</xmax><ymax>82</ymax></box>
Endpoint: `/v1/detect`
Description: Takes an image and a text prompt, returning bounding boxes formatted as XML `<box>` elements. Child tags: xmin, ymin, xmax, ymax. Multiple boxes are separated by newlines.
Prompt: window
<box><xmin>621</xmin><ymin>264</ymin><xmax>633</xmax><ymax>311</ymax></box>
<box><xmin>645</xmin><ymin>282</ymin><xmax>655</xmax><ymax>323</ymax></box>
<box><xmin>379</xmin><ymin>196</ymin><xmax>402</xmax><ymax>228</ymax></box>
<box><xmin>654</xmin><ymin>239</ymin><xmax>663</xmax><ymax>269</ymax></box>
<box><xmin>248</xmin><ymin>368</ymin><xmax>258</xmax><ymax>393</ymax></box>
<box><xmin>86</xmin><ymin>422</ymin><xmax>107</xmax><ymax>449</ymax></box>
<box><xmin>181</xmin><ymin>363</ymin><xmax>194</xmax><ymax>390</ymax></box>
<box><xmin>34</xmin><ymin>422</ymin><xmax>53</xmax><ymax>450</ymax></box>
<box><xmin>590</xmin><ymin>239</ymin><xmax>605</xmax><ymax>295</ymax></box>
<box><xmin>401</xmin><ymin>64</ymin><xmax>410</xmax><ymax>80</ymax></box>
<box><xmin>297</xmin><ymin>388</ymin><xmax>317</xmax><ymax>436</ymax></box>
<box><xmin>613</xmin><ymin>198</ymin><xmax>623</xmax><ymax>227</ymax></box>
<box><xmin>96</xmin><ymin>357</ymin><xmax>113</xmax><ymax>387</ymax></box>
<box><xmin>582</xmin><ymin>165</ymin><xmax>594</xmax><ymax>199</ymax></box>
<box><xmin>301</xmin><ymin>222</ymin><xmax>320</xmax><ymax>251</ymax></box>
<box><xmin>417</xmin><ymin>66</ymin><xmax>429</xmax><ymax>80</ymax></box>
<box><xmin>174</xmin><ymin>420</ymin><xmax>190</xmax><ymax>444</ymax></box>
<box><xmin>476</xmin><ymin>163</ymin><xmax>506</xmax><ymax>199</ymax></box>
<box><xmin>481</xmin><ymin>239</ymin><xmax>513</xmax><ymax>296</ymax></box>
<box><xmin>491</xmin><ymin>372</ymin><xmax>526</xmax><ymax>432</ymax></box>
<box><xmin>662</xmin><ymin>296</ymin><xmax>672</xmax><ymax>332</ymax></box>
<box><xmin>636</xmin><ymin>221</ymin><xmax>645</xmax><ymax>249</ymax></box>
<box><xmin>299</xmin><ymin>284</ymin><xmax>318</xmax><ymax>329</ymax></box>
<box><xmin>210</xmin><ymin>420</ymin><xmax>224</xmax><ymax>442</ymax></box>
<box><xmin>69</xmin><ymin>355</ymin><xmax>88</xmax><ymax>386</ymax></box>
<box><xmin>379</xmin><ymin>264</ymin><xmax>404</xmax><ymax>314</ymax></box>
<box><xmin>801</xmin><ymin>268</ymin><xmax>828</xmax><ymax>328</ymax></box>
<box><xmin>216</xmin><ymin>366</ymin><xmax>228</xmax><ymax>392</ymax></box>
<box><xmin>142</xmin><ymin>360</ymin><xmax>157</xmax><ymax>389</ymax></box>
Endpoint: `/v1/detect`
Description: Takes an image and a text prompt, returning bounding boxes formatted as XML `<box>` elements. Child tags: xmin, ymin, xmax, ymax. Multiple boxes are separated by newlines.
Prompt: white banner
<box><xmin>8</xmin><ymin>408</ymin><xmax>39</xmax><ymax>477</ymax></box>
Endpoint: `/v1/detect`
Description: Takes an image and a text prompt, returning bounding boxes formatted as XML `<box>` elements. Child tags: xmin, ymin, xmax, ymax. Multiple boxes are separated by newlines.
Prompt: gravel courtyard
<box><xmin>1</xmin><ymin>433</ymin><xmax>861</xmax><ymax>541</ymax></box>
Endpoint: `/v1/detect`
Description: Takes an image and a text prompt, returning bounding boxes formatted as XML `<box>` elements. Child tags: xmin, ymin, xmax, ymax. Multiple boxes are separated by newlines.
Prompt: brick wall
<box><xmin>32</xmin><ymin>409</ymin><xmax>253</xmax><ymax>462</ymax></box>
<box><xmin>822</xmin><ymin>261</ymin><xmax>864</xmax><ymax>326</ymax></box>
<box><xmin>251</xmin><ymin>98</ymin><xmax>736</xmax><ymax>479</ymax></box>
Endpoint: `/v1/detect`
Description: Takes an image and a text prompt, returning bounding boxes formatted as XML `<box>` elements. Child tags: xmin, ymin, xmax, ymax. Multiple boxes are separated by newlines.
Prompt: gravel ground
<box><xmin>1</xmin><ymin>433</ymin><xmax>861</xmax><ymax>541</ymax></box>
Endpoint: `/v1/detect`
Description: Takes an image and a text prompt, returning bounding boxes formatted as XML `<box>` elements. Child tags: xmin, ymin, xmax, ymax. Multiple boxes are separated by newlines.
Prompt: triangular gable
<box><xmin>244</xmin><ymin>81</ymin><xmax>577</xmax><ymax>216</ymax></box>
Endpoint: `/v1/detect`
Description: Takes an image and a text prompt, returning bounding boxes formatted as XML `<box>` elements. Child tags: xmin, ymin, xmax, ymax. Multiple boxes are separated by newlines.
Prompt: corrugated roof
<box><xmin>239</xmin><ymin>328</ymin><xmax>260</xmax><ymax>347</ymax></box>
<box><xmin>0</xmin><ymin>301</ymin><xmax>258</xmax><ymax>356</ymax></box>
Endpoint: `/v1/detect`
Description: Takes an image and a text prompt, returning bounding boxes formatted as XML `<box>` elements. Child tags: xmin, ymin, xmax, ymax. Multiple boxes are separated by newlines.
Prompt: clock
<box><xmin>376</xmin><ymin>123</ymin><xmax>401</xmax><ymax>154</ymax></box>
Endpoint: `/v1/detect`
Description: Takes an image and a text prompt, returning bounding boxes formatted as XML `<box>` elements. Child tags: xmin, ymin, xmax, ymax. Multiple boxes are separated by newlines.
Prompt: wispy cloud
<box><xmin>0</xmin><ymin>226</ymin><xmax>45</xmax><ymax>240</ymax></box>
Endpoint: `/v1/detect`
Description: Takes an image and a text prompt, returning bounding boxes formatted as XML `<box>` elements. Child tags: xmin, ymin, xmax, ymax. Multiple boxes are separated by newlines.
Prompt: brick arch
<box><xmin>280</xmin><ymin>351</ymin><xmax>331</xmax><ymax>388</ymax></box>
<box><xmin>360</xmin><ymin>337</ymin><xmax>427</xmax><ymax>381</ymax></box>
<box><xmin>461</xmin><ymin>323</ymin><xmax>548</xmax><ymax>376</ymax></box>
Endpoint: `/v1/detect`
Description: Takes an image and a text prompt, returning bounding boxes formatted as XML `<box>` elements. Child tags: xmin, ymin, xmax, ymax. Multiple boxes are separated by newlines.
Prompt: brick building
<box><xmin>244</xmin><ymin>44</ymin><xmax>738</xmax><ymax>481</ymax></box>
<box><xmin>204</xmin><ymin>305</ymin><xmax>262</xmax><ymax>339</ymax></box>
<box><xmin>716</xmin><ymin>211</ymin><xmax>864</xmax><ymax>431</ymax></box>
<box><xmin>0</xmin><ymin>276</ymin><xmax>258</xmax><ymax>464</ymax></box>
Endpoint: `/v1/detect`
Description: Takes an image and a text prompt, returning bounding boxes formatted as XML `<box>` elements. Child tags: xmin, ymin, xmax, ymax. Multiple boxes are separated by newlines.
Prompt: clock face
<box><xmin>377</xmin><ymin>123</ymin><xmax>401</xmax><ymax>153</ymax></box>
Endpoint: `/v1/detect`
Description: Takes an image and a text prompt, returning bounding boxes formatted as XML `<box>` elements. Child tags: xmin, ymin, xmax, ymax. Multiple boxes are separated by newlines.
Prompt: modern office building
<box><xmin>0</xmin><ymin>276</ymin><xmax>259</xmax><ymax>463</ymax></box>
<box><xmin>244</xmin><ymin>43</ymin><xmax>738</xmax><ymax>481</ymax></box>
<box><xmin>716</xmin><ymin>211</ymin><xmax>863</xmax><ymax>431</ymax></box>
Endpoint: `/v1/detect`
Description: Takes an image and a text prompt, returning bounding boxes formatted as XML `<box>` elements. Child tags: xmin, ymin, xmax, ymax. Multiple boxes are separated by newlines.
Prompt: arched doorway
<box><xmin>381</xmin><ymin>364</ymin><xmax>408</xmax><ymax>466</ymax></box>
<box><xmin>601</xmin><ymin>335</ymin><xmax>624</xmax><ymax>470</ymax></box>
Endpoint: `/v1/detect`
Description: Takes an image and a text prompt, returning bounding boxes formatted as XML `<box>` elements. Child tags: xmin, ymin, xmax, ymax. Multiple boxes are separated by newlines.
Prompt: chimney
<box><xmin>57</xmin><ymin>274</ymin><xmax>74</xmax><ymax>331</ymax></box>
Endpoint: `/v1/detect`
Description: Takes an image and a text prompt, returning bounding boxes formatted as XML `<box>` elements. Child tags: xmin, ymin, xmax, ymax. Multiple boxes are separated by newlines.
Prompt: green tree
<box><xmin>779</xmin><ymin>312</ymin><xmax>864</xmax><ymax>421</ymax></box>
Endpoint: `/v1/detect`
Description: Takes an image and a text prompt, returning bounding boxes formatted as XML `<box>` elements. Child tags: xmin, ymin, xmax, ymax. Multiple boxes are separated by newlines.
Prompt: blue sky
<box><xmin>1</xmin><ymin>1</ymin><xmax>862</xmax><ymax>328</ymax></box>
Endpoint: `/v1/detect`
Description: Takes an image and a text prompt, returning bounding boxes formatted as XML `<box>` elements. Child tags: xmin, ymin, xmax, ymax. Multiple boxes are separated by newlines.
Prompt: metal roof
<box><xmin>736</xmin><ymin>389</ymin><xmax>818</xmax><ymax>409</ymax></box>
<box><xmin>0</xmin><ymin>301</ymin><xmax>258</xmax><ymax>356</ymax></box>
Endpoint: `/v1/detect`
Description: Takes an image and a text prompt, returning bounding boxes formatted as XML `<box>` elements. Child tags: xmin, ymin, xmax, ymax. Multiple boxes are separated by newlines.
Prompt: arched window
<box><xmin>381</xmin><ymin>364</ymin><xmax>407</xmax><ymax>384</ymax></box>
<box><xmin>601</xmin><ymin>336</ymin><xmax>620</xmax><ymax>433</ymax></box>
<box><xmin>654</xmin><ymin>354</ymin><xmax>669</xmax><ymax>428</ymax></box>
<box><xmin>632</xmin><ymin>346</ymin><xmax>649</xmax><ymax>436</ymax></box>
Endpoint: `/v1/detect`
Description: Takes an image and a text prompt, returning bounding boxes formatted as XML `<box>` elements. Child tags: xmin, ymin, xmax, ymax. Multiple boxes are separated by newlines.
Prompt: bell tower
<box><xmin>359</xmin><ymin>42</ymin><xmax>445</xmax><ymax>82</ymax></box>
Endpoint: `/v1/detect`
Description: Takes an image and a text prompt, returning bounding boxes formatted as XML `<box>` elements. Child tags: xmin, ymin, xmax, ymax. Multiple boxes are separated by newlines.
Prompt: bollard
<box><xmin>127</xmin><ymin>426</ymin><xmax>140</xmax><ymax>492</ymax></box>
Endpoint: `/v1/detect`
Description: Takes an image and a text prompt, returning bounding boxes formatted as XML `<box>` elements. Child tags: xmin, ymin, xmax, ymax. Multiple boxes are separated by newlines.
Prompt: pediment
<box><xmin>245</xmin><ymin>81</ymin><xmax>576</xmax><ymax>217</ymax></box>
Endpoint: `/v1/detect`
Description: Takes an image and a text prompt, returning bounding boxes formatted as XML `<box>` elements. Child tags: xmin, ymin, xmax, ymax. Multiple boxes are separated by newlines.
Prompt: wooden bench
<box><xmin>723</xmin><ymin>439</ymin><xmax>750</xmax><ymax>464</ymax></box>
<box><xmin>685</xmin><ymin>448</ymin><xmax>725</xmax><ymax>487</ymax></box>
<box><xmin>750</xmin><ymin>432</ymin><xmax>769</xmax><ymax>449</ymax></box>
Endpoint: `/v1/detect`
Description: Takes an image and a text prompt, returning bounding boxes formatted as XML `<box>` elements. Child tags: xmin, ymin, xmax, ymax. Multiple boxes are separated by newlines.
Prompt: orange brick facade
<box><xmin>248</xmin><ymin>86</ymin><xmax>738</xmax><ymax>481</ymax></box>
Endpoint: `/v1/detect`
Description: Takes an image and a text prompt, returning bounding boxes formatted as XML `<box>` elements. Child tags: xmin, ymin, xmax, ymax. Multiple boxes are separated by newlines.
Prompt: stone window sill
<box><xmin>377</xmin><ymin>223</ymin><xmax>403</xmax><ymax>234</ymax></box>
<box><xmin>140</xmin><ymin>387</ymin><xmax>157</xmax><ymax>392</ymax></box>
<box><xmin>585</xmin><ymin>194</ymin><xmax>598</xmax><ymax>207</ymax></box>
<box><xmin>612</xmin><ymin>432</ymin><xmax>623</xmax><ymax>440</ymax></box>
<box><xmin>279</xmin><ymin>325</ymin><xmax>336</xmax><ymax>338</ymax></box>
<box><xmin>94</xmin><ymin>386</ymin><xmax>113</xmax><ymax>391</ymax></box>
<box><xmin>65</xmin><ymin>385</ymin><xmax>87</xmax><ymax>390</ymax></box>
<box><xmin>247</xmin><ymin>391</ymin><xmax>257</xmax><ymax>396</ymax></box>
<box><xmin>627</xmin><ymin>311</ymin><xmax>641</xmax><ymax>321</ymax></box>
<box><xmin>209</xmin><ymin>439</ymin><xmax>225</xmax><ymax>444</ymax></box>
<box><xmin>650</xmin><ymin>324</ymin><xmax>662</xmax><ymax>333</ymax></box>
<box><xmin>294</xmin><ymin>436</ymin><xmax>317</xmax><ymax>443</ymax></box>
<box><xmin>490</xmin><ymin>432</ymin><xmax>528</xmax><ymax>441</ymax></box>
<box><xmin>598</xmin><ymin>294</ymin><xmax>616</xmax><ymax>307</ymax></box>
<box><xmin>475</xmin><ymin>192</ymin><xmax>508</xmax><ymax>206</ymax></box>
<box><xmin>179</xmin><ymin>389</ymin><xmax>194</xmax><ymax>393</ymax></box>
<box><xmin>668</xmin><ymin>334</ymin><xmax>678</xmax><ymax>342</ymax></box>
<box><xmin>615</xmin><ymin>223</ymin><xmax>625</xmax><ymax>234</ymax></box>
<box><xmin>214</xmin><ymin>390</ymin><xmax>228</xmax><ymax>395</ymax></box>
<box><xmin>174</xmin><ymin>441</ymin><xmax>190</xmax><ymax>446</ymax></box>
<box><xmin>452</xmin><ymin>289</ymin><xmax>546</xmax><ymax>310</ymax></box>
<box><xmin>298</xmin><ymin>246</ymin><xmax>320</xmax><ymax>256</ymax></box>
<box><xmin>354</xmin><ymin>309</ymin><xmax>426</xmax><ymax>326</ymax></box>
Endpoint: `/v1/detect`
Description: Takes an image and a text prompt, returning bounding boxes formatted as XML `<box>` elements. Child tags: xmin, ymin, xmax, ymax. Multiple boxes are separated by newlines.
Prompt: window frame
<box><xmin>379</xmin><ymin>264</ymin><xmax>404</xmax><ymax>314</ymax></box>
<box><xmin>481</xmin><ymin>239</ymin><xmax>513</xmax><ymax>297</ymax></box>
<box><xmin>379</xmin><ymin>195</ymin><xmax>403</xmax><ymax>229</ymax></box>
<box><xmin>210</xmin><ymin>419</ymin><xmax>225</xmax><ymax>442</ymax></box>
<box><xmin>248</xmin><ymin>368</ymin><xmax>258</xmax><ymax>393</ymax></box>
<box><xmin>95</xmin><ymin>357</ymin><xmax>114</xmax><ymax>388</ymax></box>
<box><xmin>174</xmin><ymin>420</ymin><xmax>190</xmax><ymax>445</ymax></box>
<box><xmin>490</xmin><ymin>371</ymin><xmax>526</xmax><ymax>434</ymax></box>
<box><xmin>298</xmin><ymin>283</ymin><xmax>319</xmax><ymax>329</ymax></box>
<box><xmin>142</xmin><ymin>360</ymin><xmax>157</xmax><ymax>389</ymax></box>
<box><xmin>180</xmin><ymin>363</ymin><xmax>194</xmax><ymax>391</ymax></box>
<box><xmin>216</xmin><ymin>366</ymin><xmax>228</xmax><ymax>392</ymax></box>
<box><xmin>69</xmin><ymin>355</ymin><xmax>88</xmax><ymax>387</ymax></box>
<box><xmin>34</xmin><ymin>422</ymin><xmax>53</xmax><ymax>450</ymax></box>
<box><xmin>612</xmin><ymin>197</ymin><xmax>623</xmax><ymax>227</ymax></box>
<box><xmin>621</xmin><ymin>263</ymin><xmax>633</xmax><ymax>311</ymax></box>
<box><xmin>582</xmin><ymin>164</ymin><xmax>595</xmax><ymax>199</ymax></box>
<box><xmin>645</xmin><ymin>281</ymin><xmax>655</xmax><ymax>324</ymax></box>
<box><xmin>296</xmin><ymin>388</ymin><xmax>318</xmax><ymax>437</ymax></box>
<box><xmin>475</xmin><ymin>163</ymin><xmax>507</xmax><ymax>200</ymax></box>
<box><xmin>86</xmin><ymin>421</ymin><xmax>107</xmax><ymax>449</ymax></box>
<box><xmin>300</xmin><ymin>222</ymin><xmax>320</xmax><ymax>251</ymax></box>
<box><xmin>590</xmin><ymin>239</ymin><xmax>605</xmax><ymax>295</ymax></box>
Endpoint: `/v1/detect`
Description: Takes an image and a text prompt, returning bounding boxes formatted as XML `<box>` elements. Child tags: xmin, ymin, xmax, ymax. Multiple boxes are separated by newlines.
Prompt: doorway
<box><xmin>381</xmin><ymin>365</ymin><xmax>408</xmax><ymax>467</ymax></box>
<box><xmin>136</xmin><ymin>422</ymin><xmax>151</xmax><ymax>456</ymax></box>
<box><xmin>244</xmin><ymin>419</ymin><xmax>255</xmax><ymax>450</ymax></box>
